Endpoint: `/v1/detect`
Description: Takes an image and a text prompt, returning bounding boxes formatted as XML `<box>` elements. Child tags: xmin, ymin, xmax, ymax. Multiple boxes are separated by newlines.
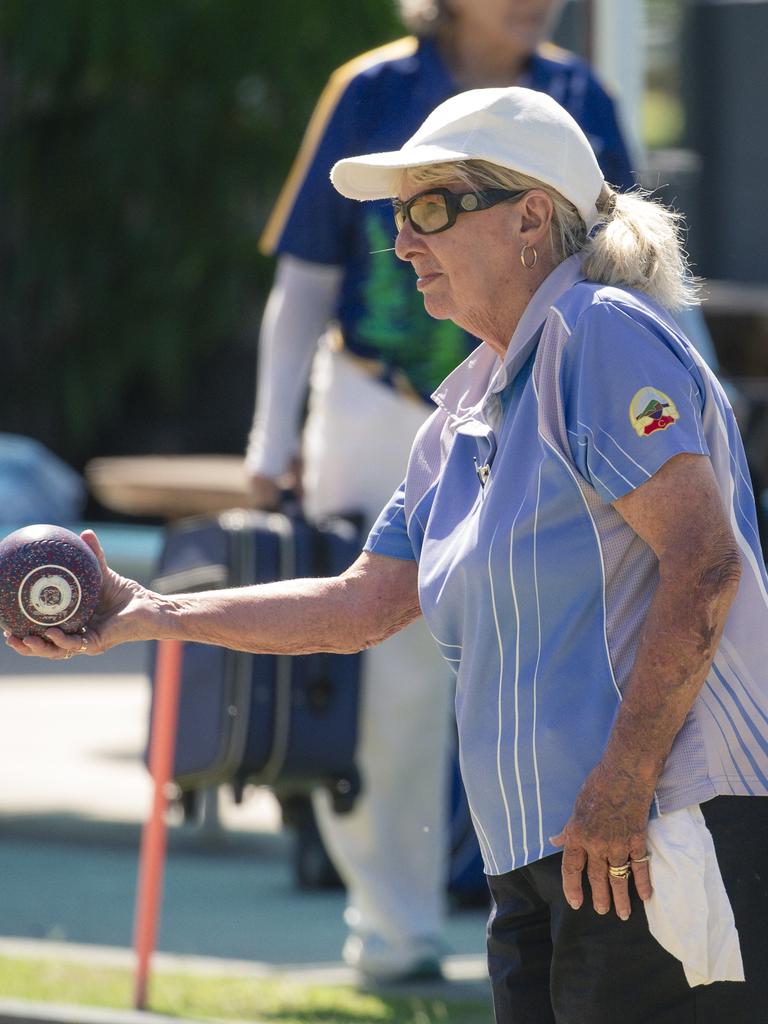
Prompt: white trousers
<box><xmin>303</xmin><ymin>341</ymin><xmax>453</xmax><ymax>948</ymax></box>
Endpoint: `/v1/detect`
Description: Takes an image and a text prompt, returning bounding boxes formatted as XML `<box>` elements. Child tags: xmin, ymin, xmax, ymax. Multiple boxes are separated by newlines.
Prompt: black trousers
<box><xmin>486</xmin><ymin>797</ymin><xmax>768</xmax><ymax>1024</ymax></box>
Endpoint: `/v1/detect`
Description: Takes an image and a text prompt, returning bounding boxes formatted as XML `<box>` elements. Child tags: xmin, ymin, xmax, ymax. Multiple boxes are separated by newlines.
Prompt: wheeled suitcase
<box><xmin>147</xmin><ymin>507</ymin><xmax>363</xmax><ymax>813</ymax></box>
<box><xmin>292</xmin><ymin>756</ymin><xmax>490</xmax><ymax>903</ymax></box>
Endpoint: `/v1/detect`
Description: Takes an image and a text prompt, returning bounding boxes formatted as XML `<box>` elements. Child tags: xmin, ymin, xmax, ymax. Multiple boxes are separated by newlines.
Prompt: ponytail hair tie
<box><xmin>597</xmin><ymin>185</ymin><xmax>617</xmax><ymax>218</ymax></box>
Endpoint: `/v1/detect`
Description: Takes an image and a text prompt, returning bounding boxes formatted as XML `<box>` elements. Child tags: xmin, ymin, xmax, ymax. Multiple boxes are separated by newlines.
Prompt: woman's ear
<box><xmin>519</xmin><ymin>190</ymin><xmax>554</xmax><ymax>245</ymax></box>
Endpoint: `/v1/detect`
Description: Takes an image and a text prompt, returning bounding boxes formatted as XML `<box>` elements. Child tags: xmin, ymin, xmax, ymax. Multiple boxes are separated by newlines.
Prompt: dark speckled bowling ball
<box><xmin>0</xmin><ymin>525</ymin><xmax>102</xmax><ymax>638</ymax></box>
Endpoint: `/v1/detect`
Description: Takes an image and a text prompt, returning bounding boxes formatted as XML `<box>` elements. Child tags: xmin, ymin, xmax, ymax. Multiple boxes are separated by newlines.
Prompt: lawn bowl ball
<box><xmin>0</xmin><ymin>525</ymin><xmax>102</xmax><ymax>638</ymax></box>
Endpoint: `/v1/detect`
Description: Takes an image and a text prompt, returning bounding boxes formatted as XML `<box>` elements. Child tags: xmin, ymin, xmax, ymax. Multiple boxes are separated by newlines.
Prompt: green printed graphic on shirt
<box><xmin>357</xmin><ymin>213</ymin><xmax>469</xmax><ymax>396</ymax></box>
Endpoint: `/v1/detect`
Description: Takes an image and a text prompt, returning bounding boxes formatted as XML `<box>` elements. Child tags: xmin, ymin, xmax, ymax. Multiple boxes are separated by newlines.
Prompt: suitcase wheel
<box><xmin>328</xmin><ymin>769</ymin><xmax>360</xmax><ymax>814</ymax></box>
<box><xmin>288</xmin><ymin>796</ymin><xmax>344</xmax><ymax>890</ymax></box>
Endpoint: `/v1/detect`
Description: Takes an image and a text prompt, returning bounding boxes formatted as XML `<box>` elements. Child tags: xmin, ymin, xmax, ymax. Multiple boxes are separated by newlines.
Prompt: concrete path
<box><xmin>0</xmin><ymin>639</ymin><xmax>491</xmax><ymax>1020</ymax></box>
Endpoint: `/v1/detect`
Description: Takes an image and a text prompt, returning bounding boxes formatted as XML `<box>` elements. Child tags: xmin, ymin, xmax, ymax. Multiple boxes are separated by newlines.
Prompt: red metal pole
<box><xmin>133</xmin><ymin>639</ymin><xmax>183</xmax><ymax>1010</ymax></box>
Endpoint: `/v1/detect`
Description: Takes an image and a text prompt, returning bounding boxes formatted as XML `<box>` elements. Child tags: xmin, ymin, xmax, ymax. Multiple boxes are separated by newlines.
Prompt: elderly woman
<box><xmin>249</xmin><ymin>0</ymin><xmax>633</xmax><ymax>981</ymax></box>
<box><xmin>10</xmin><ymin>88</ymin><xmax>768</xmax><ymax>1022</ymax></box>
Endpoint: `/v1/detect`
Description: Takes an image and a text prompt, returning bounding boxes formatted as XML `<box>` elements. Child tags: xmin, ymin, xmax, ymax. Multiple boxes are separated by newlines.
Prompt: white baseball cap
<box><xmin>330</xmin><ymin>86</ymin><xmax>605</xmax><ymax>230</ymax></box>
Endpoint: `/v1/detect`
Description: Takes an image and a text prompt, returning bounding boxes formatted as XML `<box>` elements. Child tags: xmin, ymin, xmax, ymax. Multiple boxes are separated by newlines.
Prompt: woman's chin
<box><xmin>421</xmin><ymin>295</ymin><xmax>454</xmax><ymax>321</ymax></box>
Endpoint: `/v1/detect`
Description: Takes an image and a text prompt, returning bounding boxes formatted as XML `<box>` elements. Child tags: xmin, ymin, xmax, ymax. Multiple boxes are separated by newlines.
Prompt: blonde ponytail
<box><xmin>582</xmin><ymin>187</ymin><xmax>701</xmax><ymax>310</ymax></box>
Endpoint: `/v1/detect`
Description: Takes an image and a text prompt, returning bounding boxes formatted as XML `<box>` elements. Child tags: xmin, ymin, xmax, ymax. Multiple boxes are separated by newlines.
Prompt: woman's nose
<box><xmin>394</xmin><ymin>219</ymin><xmax>422</xmax><ymax>262</ymax></box>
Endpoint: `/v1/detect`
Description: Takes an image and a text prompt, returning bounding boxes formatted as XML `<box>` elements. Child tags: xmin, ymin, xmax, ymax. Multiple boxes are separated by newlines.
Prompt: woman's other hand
<box><xmin>550</xmin><ymin>763</ymin><xmax>653</xmax><ymax>921</ymax></box>
<box><xmin>551</xmin><ymin>452</ymin><xmax>742</xmax><ymax>922</ymax></box>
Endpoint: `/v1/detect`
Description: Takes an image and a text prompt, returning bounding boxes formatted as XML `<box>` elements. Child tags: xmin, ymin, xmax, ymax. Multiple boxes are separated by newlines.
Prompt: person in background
<box><xmin>244</xmin><ymin>0</ymin><xmax>633</xmax><ymax>982</ymax></box>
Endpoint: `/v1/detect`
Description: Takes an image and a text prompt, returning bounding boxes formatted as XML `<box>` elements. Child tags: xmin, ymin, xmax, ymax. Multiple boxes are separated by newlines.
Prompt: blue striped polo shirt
<box><xmin>366</xmin><ymin>255</ymin><xmax>768</xmax><ymax>876</ymax></box>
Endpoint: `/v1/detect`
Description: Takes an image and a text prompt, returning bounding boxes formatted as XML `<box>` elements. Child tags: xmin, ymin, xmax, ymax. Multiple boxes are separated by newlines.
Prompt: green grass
<box><xmin>0</xmin><ymin>956</ymin><xmax>491</xmax><ymax>1023</ymax></box>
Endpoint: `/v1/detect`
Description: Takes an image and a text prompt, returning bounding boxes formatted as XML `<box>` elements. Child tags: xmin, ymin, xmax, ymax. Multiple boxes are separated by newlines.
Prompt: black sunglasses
<box><xmin>392</xmin><ymin>186</ymin><xmax>529</xmax><ymax>235</ymax></box>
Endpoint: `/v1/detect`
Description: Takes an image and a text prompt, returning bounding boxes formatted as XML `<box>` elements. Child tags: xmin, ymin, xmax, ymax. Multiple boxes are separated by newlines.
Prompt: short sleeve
<box><xmin>562</xmin><ymin>300</ymin><xmax>710</xmax><ymax>503</ymax></box>
<box><xmin>364</xmin><ymin>481</ymin><xmax>416</xmax><ymax>562</ymax></box>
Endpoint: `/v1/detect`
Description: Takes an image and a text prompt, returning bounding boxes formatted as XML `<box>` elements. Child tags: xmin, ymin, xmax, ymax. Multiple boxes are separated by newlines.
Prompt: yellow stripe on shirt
<box><xmin>537</xmin><ymin>41</ymin><xmax>576</xmax><ymax>64</ymax></box>
<box><xmin>259</xmin><ymin>36</ymin><xmax>419</xmax><ymax>256</ymax></box>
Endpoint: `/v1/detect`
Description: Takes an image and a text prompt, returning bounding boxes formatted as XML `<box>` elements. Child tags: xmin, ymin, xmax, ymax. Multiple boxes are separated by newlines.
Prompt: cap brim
<box><xmin>331</xmin><ymin>144</ymin><xmax>471</xmax><ymax>200</ymax></box>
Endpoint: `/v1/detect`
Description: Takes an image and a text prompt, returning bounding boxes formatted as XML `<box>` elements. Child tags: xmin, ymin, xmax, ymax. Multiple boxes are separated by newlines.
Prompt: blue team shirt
<box><xmin>366</xmin><ymin>256</ymin><xmax>768</xmax><ymax>875</ymax></box>
<box><xmin>261</xmin><ymin>36</ymin><xmax>635</xmax><ymax>399</ymax></box>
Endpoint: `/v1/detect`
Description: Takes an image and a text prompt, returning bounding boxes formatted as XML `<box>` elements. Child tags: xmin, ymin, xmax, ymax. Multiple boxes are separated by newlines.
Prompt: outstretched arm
<box><xmin>5</xmin><ymin>531</ymin><xmax>421</xmax><ymax>659</ymax></box>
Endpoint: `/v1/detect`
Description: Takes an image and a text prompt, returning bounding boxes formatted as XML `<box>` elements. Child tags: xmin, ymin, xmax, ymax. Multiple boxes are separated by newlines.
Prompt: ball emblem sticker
<box><xmin>629</xmin><ymin>387</ymin><xmax>679</xmax><ymax>437</ymax></box>
<box><xmin>18</xmin><ymin>564</ymin><xmax>82</xmax><ymax>626</ymax></box>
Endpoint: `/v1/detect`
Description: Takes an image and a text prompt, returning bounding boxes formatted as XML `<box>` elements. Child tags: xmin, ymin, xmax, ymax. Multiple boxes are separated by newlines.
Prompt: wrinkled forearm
<box><xmin>147</xmin><ymin>561</ymin><xmax>421</xmax><ymax>655</ymax></box>
<box><xmin>601</xmin><ymin>539</ymin><xmax>742</xmax><ymax>792</ymax></box>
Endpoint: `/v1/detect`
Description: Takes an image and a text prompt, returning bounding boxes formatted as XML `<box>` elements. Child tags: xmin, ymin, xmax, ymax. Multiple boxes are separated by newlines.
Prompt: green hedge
<box><xmin>0</xmin><ymin>0</ymin><xmax>400</xmax><ymax>469</ymax></box>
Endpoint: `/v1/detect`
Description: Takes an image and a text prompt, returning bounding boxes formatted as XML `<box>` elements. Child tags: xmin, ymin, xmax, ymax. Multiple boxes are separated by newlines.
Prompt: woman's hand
<box><xmin>550</xmin><ymin>762</ymin><xmax>654</xmax><ymax>921</ymax></box>
<box><xmin>4</xmin><ymin>529</ymin><xmax>160</xmax><ymax>660</ymax></box>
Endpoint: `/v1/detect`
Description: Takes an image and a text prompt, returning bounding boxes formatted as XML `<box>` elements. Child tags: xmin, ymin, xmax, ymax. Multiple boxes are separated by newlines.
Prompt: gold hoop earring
<box><xmin>520</xmin><ymin>244</ymin><xmax>538</xmax><ymax>270</ymax></box>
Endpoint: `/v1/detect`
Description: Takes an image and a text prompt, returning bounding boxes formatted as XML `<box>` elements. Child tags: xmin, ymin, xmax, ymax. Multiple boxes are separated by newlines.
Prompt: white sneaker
<box><xmin>343</xmin><ymin>933</ymin><xmax>445</xmax><ymax>983</ymax></box>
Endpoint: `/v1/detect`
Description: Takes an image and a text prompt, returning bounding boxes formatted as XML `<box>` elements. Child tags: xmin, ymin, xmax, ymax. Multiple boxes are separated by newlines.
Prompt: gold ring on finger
<box><xmin>79</xmin><ymin>637</ymin><xmax>89</xmax><ymax>653</ymax></box>
<box><xmin>630</xmin><ymin>854</ymin><xmax>650</xmax><ymax>864</ymax></box>
<box><xmin>63</xmin><ymin>650</ymin><xmax>75</xmax><ymax>660</ymax></box>
<box><xmin>608</xmin><ymin>861</ymin><xmax>631</xmax><ymax>879</ymax></box>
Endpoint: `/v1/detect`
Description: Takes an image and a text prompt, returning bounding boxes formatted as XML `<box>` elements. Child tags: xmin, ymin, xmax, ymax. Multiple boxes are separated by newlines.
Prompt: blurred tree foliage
<box><xmin>0</xmin><ymin>0</ymin><xmax>400</xmax><ymax>470</ymax></box>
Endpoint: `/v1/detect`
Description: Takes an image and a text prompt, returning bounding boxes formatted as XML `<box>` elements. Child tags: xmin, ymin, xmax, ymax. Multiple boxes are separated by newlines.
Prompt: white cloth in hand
<box><xmin>643</xmin><ymin>804</ymin><xmax>744</xmax><ymax>987</ymax></box>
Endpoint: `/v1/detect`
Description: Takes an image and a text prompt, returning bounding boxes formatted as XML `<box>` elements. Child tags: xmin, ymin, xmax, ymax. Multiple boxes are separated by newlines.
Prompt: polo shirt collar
<box><xmin>431</xmin><ymin>255</ymin><xmax>586</xmax><ymax>424</ymax></box>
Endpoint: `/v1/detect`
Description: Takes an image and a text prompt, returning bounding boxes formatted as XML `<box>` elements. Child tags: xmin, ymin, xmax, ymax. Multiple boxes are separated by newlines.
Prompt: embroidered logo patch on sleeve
<box><xmin>629</xmin><ymin>387</ymin><xmax>679</xmax><ymax>437</ymax></box>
